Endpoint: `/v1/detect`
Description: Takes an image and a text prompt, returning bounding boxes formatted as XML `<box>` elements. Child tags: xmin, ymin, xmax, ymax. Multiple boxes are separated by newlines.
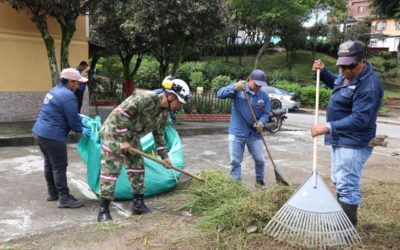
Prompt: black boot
<box><xmin>339</xmin><ymin>201</ymin><xmax>358</xmax><ymax>227</ymax></box>
<box><xmin>58</xmin><ymin>194</ymin><xmax>83</xmax><ymax>208</ymax></box>
<box><xmin>256</xmin><ymin>180</ymin><xmax>265</xmax><ymax>186</ymax></box>
<box><xmin>98</xmin><ymin>199</ymin><xmax>112</xmax><ymax>222</ymax></box>
<box><xmin>47</xmin><ymin>190</ymin><xmax>59</xmax><ymax>201</ymax></box>
<box><xmin>132</xmin><ymin>194</ymin><xmax>151</xmax><ymax>215</ymax></box>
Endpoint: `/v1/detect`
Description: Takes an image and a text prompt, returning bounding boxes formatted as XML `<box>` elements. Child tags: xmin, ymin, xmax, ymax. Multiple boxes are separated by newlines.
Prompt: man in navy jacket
<box><xmin>217</xmin><ymin>69</ymin><xmax>270</xmax><ymax>186</ymax></box>
<box><xmin>311</xmin><ymin>41</ymin><xmax>384</xmax><ymax>227</ymax></box>
<box><xmin>33</xmin><ymin>68</ymin><xmax>91</xmax><ymax>208</ymax></box>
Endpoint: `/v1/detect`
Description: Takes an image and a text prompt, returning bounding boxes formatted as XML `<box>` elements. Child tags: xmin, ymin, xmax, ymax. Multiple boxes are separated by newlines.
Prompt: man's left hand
<box><xmin>163</xmin><ymin>158</ymin><xmax>173</xmax><ymax>169</ymax></box>
<box><xmin>254</xmin><ymin>121</ymin><xmax>264</xmax><ymax>133</ymax></box>
<box><xmin>311</xmin><ymin>123</ymin><xmax>329</xmax><ymax>137</ymax></box>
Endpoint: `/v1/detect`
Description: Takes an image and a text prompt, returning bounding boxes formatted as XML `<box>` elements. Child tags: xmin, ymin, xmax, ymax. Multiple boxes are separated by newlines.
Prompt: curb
<box><xmin>0</xmin><ymin>127</ymin><xmax>229</xmax><ymax>147</ymax></box>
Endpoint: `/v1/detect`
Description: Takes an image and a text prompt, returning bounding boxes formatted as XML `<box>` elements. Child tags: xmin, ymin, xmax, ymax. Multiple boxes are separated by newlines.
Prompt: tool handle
<box><xmin>313</xmin><ymin>69</ymin><xmax>321</xmax><ymax>187</ymax></box>
<box><xmin>128</xmin><ymin>147</ymin><xmax>204</xmax><ymax>182</ymax></box>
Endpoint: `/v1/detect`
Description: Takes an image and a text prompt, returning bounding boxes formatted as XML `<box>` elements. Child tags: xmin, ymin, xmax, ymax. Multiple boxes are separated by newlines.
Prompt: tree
<box><xmin>90</xmin><ymin>0</ymin><xmax>148</xmax><ymax>96</ymax></box>
<box><xmin>308</xmin><ymin>21</ymin><xmax>328</xmax><ymax>58</ymax></box>
<box><xmin>131</xmin><ymin>0</ymin><xmax>226</xmax><ymax>81</ymax></box>
<box><xmin>8</xmin><ymin>0</ymin><xmax>58</xmax><ymax>84</ymax></box>
<box><xmin>8</xmin><ymin>0</ymin><xmax>91</xmax><ymax>85</ymax></box>
<box><xmin>371</xmin><ymin>0</ymin><xmax>400</xmax><ymax>59</ymax></box>
<box><xmin>344</xmin><ymin>17</ymin><xmax>372</xmax><ymax>46</ymax></box>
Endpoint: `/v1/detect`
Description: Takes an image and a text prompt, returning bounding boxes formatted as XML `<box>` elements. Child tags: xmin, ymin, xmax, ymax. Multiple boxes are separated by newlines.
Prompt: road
<box><xmin>0</xmin><ymin>116</ymin><xmax>399</xmax><ymax>244</ymax></box>
<box><xmin>287</xmin><ymin>112</ymin><xmax>400</xmax><ymax>140</ymax></box>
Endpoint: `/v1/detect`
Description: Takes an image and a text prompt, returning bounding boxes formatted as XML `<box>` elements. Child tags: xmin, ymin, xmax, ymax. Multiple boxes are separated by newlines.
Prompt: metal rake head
<box><xmin>263</xmin><ymin>172</ymin><xmax>362</xmax><ymax>248</ymax></box>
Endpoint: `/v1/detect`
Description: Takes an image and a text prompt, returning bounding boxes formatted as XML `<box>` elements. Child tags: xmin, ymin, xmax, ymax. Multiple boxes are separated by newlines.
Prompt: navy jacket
<box><xmin>33</xmin><ymin>84</ymin><xmax>83</xmax><ymax>142</ymax></box>
<box><xmin>320</xmin><ymin>62</ymin><xmax>384</xmax><ymax>148</ymax></box>
<box><xmin>217</xmin><ymin>82</ymin><xmax>270</xmax><ymax>138</ymax></box>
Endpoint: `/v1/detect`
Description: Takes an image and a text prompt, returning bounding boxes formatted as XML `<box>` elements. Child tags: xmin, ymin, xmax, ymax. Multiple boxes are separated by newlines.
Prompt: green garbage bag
<box><xmin>77</xmin><ymin>115</ymin><xmax>184</xmax><ymax>200</ymax></box>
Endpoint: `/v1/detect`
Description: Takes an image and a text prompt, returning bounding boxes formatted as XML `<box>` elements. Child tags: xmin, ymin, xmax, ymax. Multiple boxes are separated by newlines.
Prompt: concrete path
<box><xmin>1</xmin><ymin>126</ymin><xmax>399</xmax><ymax>243</ymax></box>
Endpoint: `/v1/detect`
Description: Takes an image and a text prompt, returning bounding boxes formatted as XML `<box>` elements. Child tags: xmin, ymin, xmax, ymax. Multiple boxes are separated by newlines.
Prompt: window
<box><xmin>396</xmin><ymin>20</ymin><xmax>400</xmax><ymax>30</ymax></box>
<box><xmin>376</xmin><ymin>21</ymin><xmax>387</xmax><ymax>31</ymax></box>
<box><xmin>358</xmin><ymin>6</ymin><xmax>364</xmax><ymax>13</ymax></box>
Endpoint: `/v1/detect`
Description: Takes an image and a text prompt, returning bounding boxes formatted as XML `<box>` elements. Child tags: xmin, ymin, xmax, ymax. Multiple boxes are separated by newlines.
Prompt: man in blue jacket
<box><xmin>217</xmin><ymin>69</ymin><xmax>270</xmax><ymax>186</ymax></box>
<box><xmin>33</xmin><ymin>68</ymin><xmax>91</xmax><ymax>208</ymax></box>
<box><xmin>311</xmin><ymin>40</ymin><xmax>384</xmax><ymax>227</ymax></box>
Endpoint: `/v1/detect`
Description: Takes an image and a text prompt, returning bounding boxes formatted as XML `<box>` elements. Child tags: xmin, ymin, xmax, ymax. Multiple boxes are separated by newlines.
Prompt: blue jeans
<box><xmin>331</xmin><ymin>146</ymin><xmax>373</xmax><ymax>205</ymax></box>
<box><xmin>228</xmin><ymin>134</ymin><xmax>265</xmax><ymax>181</ymax></box>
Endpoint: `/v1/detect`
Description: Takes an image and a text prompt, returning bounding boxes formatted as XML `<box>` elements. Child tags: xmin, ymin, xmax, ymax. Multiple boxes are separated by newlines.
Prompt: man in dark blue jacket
<box><xmin>311</xmin><ymin>40</ymin><xmax>384</xmax><ymax>227</ymax></box>
<box><xmin>217</xmin><ymin>69</ymin><xmax>270</xmax><ymax>186</ymax></box>
<box><xmin>33</xmin><ymin>68</ymin><xmax>91</xmax><ymax>208</ymax></box>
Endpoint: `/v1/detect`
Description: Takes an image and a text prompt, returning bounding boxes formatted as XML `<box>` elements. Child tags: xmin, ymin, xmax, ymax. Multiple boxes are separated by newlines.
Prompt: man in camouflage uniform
<box><xmin>97</xmin><ymin>77</ymin><xmax>191</xmax><ymax>222</ymax></box>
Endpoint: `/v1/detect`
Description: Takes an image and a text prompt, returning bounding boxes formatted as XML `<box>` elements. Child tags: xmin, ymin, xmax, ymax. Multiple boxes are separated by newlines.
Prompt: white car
<box><xmin>262</xmin><ymin>86</ymin><xmax>301</xmax><ymax>110</ymax></box>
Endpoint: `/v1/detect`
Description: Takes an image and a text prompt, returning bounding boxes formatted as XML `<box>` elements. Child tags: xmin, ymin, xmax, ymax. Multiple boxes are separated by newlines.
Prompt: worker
<box><xmin>97</xmin><ymin>76</ymin><xmax>192</xmax><ymax>222</ymax></box>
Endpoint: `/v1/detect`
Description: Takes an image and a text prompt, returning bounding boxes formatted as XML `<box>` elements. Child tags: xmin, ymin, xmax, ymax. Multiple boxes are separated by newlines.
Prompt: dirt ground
<box><xmin>3</xmin><ymin>181</ymin><xmax>399</xmax><ymax>250</ymax></box>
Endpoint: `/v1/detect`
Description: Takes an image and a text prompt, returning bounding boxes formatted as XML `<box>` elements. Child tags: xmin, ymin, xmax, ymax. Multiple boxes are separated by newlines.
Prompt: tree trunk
<box><xmin>254</xmin><ymin>40</ymin><xmax>269</xmax><ymax>69</ymax></box>
<box><xmin>120</xmin><ymin>54</ymin><xmax>133</xmax><ymax>97</ymax></box>
<box><xmin>171</xmin><ymin>36</ymin><xmax>186</xmax><ymax>76</ymax></box>
<box><xmin>397</xmin><ymin>40</ymin><xmax>400</xmax><ymax>60</ymax></box>
<box><xmin>59</xmin><ymin>20</ymin><xmax>77</xmax><ymax>69</ymax></box>
<box><xmin>32</xmin><ymin>16</ymin><xmax>58</xmax><ymax>85</ymax></box>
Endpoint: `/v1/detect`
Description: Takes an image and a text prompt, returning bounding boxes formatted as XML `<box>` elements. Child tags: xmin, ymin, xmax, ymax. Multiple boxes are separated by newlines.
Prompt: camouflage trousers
<box><xmin>99</xmin><ymin>141</ymin><xmax>144</xmax><ymax>200</ymax></box>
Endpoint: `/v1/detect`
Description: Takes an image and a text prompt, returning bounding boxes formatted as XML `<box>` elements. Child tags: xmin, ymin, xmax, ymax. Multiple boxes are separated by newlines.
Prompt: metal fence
<box><xmin>183</xmin><ymin>93</ymin><xmax>232</xmax><ymax>114</ymax></box>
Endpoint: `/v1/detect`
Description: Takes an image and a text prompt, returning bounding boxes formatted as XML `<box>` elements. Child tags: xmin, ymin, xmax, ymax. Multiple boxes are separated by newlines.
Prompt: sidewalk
<box><xmin>0</xmin><ymin>107</ymin><xmax>398</xmax><ymax>147</ymax></box>
<box><xmin>0</xmin><ymin>120</ymin><xmax>230</xmax><ymax>147</ymax></box>
<box><xmin>297</xmin><ymin>107</ymin><xmax>400</xmax><ymax>126</ymax></box>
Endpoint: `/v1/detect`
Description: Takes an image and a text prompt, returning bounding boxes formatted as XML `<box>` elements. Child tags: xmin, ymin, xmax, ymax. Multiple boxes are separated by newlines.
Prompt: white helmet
<box><xmin>162</xmin><ymin>77</ymin><xmax>192</xmax><ymax>104</ymax></box>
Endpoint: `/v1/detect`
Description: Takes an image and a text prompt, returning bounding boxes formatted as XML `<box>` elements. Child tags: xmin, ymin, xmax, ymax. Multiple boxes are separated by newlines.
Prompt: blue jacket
<box><xmin>217</xmin><ymin>82</ymin><xmax>270</xmax><ymax>138</ymax></box>
<box><xmin>33</xmin><ymin>84</ymin><xmax>83</xmax><ymax>142</ymax></box>
<box><xmin>320</xmin><ymin>62</ymin><xmax>384</xmax><ymax>148</ymax></box>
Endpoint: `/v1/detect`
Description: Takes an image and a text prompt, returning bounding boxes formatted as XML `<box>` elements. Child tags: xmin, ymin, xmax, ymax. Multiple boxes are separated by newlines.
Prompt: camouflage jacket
<box><xmin>99</xmin><ymin>92</ymin><xmax>169</xmax><ymax>159</ymax></box>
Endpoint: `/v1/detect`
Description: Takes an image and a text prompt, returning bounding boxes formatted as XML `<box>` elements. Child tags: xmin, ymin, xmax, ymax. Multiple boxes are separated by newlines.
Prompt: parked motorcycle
<box><xmin>265</xmin><ymin>108</ymin><xmax>288</xmax><ymax>133</ymax></box>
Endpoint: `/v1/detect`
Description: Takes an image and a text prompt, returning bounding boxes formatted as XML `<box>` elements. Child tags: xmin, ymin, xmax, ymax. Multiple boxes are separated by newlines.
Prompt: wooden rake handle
<box><xmin>128</xmin><ymin>147</ymin><xmax>204</xmax><ymax>182</ymax></box>
<box><xmin>312</xmin><ymin>69</ymin><xmax>321</xmax><ymax>188</ymax></box>
<box><xmin>241</xmin><ymin>89</ymin><xmax>277</xmax><ymax>170</ymax></box>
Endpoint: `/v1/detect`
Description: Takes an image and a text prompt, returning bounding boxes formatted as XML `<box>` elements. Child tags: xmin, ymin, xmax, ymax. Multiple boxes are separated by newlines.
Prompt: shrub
<box><xmin>211</xmin><ymin>75</ymin><xmax>232</xmax><ymax>92</ymax></box>
<box><xmin>96</xmin><ymin>55</ymin><xmax>124</xmax><ymax>84</ymax></box>
<box><xmin>378</xmin><ymin>51</ymin><xmax>393</xmax><ymax>60</ymax></box>
<box><xmin>275</xmin><ymin>80</ymin><xmax>332</xmax><ymax>109</ymax></box>
<box><xmin>134</xmin><ymin>57</ymin><xmax>159</xmax><ymax>89</ymax></box>
<box><xmin>176</xmin><ymin>61</ymin><xmax>207</xmax><ymax>83</ymax></box>
<box><xmin>189</xmin><ymin>71</ymin><xmax>207</xmax><ymax>90</ymax></box>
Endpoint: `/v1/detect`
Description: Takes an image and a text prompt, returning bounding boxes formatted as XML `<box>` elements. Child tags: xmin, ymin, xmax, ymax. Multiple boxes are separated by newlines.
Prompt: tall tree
<box><xmin>91</xmin><ymin>0</ymin><xmax>148</xmax><ymax>96</ymax></box>
<box><xmin>8</xmin><ymin>0</ymin><xmax>92</xmax><ymax>84</ymax></box>
<box><xmin>131</xmin><ymin>0</ymin><xmax>226</xmax><ymax>81</ymax></box>
<box><xmin>8</xmin><ymin>0</ymin><xmax>58</xmax><ymax>84</ymax></box>
<box><xmin>47</xmin><ymin>1</ymin><xmax>91</xmax><ymax>69</ymax></box>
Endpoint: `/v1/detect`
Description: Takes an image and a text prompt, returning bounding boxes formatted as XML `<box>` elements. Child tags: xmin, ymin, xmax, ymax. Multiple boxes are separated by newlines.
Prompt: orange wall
<box><xmin>0</xmin><ymin>3</ymin><xmax>88</xmax><ymax>92</ymax></box>
<box><xmin>372</xmin><ymin>19</ymin><xmax>400</xmax><ymax>36</ymax></box>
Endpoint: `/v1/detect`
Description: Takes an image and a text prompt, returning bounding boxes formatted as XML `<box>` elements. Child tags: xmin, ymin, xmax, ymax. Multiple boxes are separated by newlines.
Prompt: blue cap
<box><xmin>250</xmin><ymin>69</ymin><xmax>268</xmax><ymax>86</ymax></box>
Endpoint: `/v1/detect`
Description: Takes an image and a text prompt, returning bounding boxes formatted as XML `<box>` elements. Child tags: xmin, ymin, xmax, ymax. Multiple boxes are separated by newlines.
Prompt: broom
<box><xmin>263</xmin><ymin>69</ymin><xmax>362</xmax><ymax>248</ymax></box>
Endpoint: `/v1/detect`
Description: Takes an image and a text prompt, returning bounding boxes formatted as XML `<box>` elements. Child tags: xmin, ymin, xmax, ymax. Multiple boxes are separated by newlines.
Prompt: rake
<box><xmin>263</xmin><ymin>69</ymin><xmax>362</xmax><ymax>248</ymax></box>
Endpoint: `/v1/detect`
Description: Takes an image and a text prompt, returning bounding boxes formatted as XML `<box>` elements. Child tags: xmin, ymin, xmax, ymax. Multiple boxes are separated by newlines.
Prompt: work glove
<box><xmin>82</xmin><ymin>127</ymin><xmax>91</xmax><ymax>138</ymax></box>
<box><xmin>254</xmin><ymin>121</ymin><xmax>264</xmax><ymax>133</ymax></box>
<box><xmin>234</xmin><ymin>80</ymin><xmax>246</xmax><ymax>91</ymax></box>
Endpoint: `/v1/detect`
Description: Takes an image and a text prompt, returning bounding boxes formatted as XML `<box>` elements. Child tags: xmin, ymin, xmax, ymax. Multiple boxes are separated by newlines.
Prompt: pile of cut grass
<box><xmin>183</xmin><ymin>170</ymin><xmax>294</xmax><ymax>232</ymax></box>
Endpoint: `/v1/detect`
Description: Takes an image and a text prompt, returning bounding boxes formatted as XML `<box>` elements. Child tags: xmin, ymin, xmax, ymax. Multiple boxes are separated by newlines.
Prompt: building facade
<box><xmin>0</xmin><ymin>3</ymin><xmax>88</xmax><ymax>122</ymax></box>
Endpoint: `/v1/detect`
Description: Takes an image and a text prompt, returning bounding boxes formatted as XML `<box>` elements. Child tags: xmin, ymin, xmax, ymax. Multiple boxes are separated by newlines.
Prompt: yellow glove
<box><xmin>254</xmin><ymin>121</ymin><xmax>264</xmax><ymax>133</ymax></box>
<box><xmin>234</xmin><ymin>80</ymin><xmax>246</xmax><ymax>91</ymax></box>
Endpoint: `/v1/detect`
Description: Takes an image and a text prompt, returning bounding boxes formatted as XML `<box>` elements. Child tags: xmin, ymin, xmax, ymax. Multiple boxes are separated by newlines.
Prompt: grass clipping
<box><xmin>183</xmin><ymin>170</ymin><xmax>294</xmax><ymax>232</ymax></box>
